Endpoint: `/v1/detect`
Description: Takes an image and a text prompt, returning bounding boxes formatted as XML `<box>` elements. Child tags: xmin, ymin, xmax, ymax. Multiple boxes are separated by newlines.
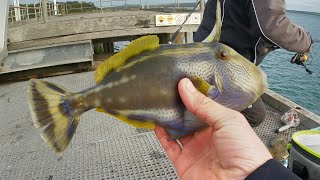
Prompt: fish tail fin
<box><xmin>28</xmin><ymin>79</ymin><xmax>80</xmax><ymax>155</ymax></box>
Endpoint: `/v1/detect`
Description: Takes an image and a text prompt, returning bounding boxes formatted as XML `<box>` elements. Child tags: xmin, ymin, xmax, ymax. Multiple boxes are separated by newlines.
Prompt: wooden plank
<box><xmin>8</xmin><ymin>11</ymin><xmax>185</xmax><ymax>42</ymax></box>
<box><xmin>0</xmin><ymin>0</ymin><xmax>9</xmax><ymax>61</ymax></box>
<box><xmin>91</xmin><ymin>36</ymin><xmax>140</xmax><ymax>43</ymax></box>
<box><xmin>0</xmin><ymin>62</ymin><xmax>91</xmax><ymax>84</ymax></box>
<box><xmin>186</xmin><ymin>32</ymin><xmax>194</xmax><ymax>43</ymax></box>
<box><xmin>8</xmin><ymin>25</ymin><xmax>199</xmax><ymax>50</ymax></box>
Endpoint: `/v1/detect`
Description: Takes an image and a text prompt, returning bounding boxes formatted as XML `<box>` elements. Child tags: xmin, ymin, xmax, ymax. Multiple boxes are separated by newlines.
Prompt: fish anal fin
<box><xmin>95</xmin><ymin>35</ymin><xmax>160</xmax><ymax>84</ymax></box>
<box><xmin>96</xmin><ymin>108</ymin><xmax>155</xmax><ymax>129</ymax></box>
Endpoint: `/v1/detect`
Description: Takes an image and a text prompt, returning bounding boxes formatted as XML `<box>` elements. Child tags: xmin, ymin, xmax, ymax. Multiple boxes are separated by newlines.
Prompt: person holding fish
<box><xmin>28</xmin><ymin>0</ymin><xmax>267</xmax><ymax>155</ymax></box>
<box><xmin>194</xmin><ymin>0</ymin><xmax>313</xmax><ymax>127</ymax></box>
<box><xmin>27</xmin><ymin>0</ymin><xmax>302</xmax><ymax>179</ymax></box>
<box><xmin>154</xmin><ymin>78</ymin><xmax>301</xmax><ymax>179</ymax></box>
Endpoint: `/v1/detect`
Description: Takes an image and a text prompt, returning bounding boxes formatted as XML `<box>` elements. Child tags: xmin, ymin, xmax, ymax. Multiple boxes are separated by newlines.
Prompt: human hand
<box><xmin>155</xmin><ymin>78</ymin><xmax>272</xmax><ymax>180</ymax></box>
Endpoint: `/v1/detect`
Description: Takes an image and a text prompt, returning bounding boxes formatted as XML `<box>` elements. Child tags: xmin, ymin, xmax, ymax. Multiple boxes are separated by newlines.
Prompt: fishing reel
<box><xmin>291</xmin><ymin>52</ymin><xmax>313</xmax><ymax>74</ymax></box>
<box><xmin>291</xmin><ymin>36</ymin><xmax>318</xmax><ymax>74</ymax></box>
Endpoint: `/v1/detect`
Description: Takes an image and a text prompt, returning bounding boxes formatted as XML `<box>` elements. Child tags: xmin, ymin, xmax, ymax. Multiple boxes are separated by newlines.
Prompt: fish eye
<box><xmin>216</xmin><ymin>49</ymin><xmax>230</xmax><ymax>60</ymax></box>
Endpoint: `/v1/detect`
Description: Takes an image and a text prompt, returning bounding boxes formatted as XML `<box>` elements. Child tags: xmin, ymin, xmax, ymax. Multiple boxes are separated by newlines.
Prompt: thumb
<box><xmin>178</xmin><ymin>78</ymin><xmax>240</xmax><ymax>127</ymax></box>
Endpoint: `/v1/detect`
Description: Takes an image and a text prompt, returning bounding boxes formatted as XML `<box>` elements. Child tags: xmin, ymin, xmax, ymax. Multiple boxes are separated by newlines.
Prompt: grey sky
<box><xmin>286</xmin><ymin>0</ymin><xmax>320</xmax><ymax>13</ymax></box>
<box><xmin>10</xmin><ymin>0</ymin><xmax>320</xmax><ymax>13</ymax></box>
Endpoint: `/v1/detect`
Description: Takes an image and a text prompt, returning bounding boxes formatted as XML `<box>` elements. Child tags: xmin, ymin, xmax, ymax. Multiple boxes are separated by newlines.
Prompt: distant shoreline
<box><xmin>287</xmin><ymin>9</ymin><xmax>320</xmax><ymax>16</ymax></box>
<box><xmin>9</xmin><ymin>2</ymin><xmax>320</xmax><ymax>16</ymax></box>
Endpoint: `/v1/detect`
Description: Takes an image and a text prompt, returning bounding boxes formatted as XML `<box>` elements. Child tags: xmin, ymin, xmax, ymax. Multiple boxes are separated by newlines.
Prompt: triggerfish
<box><xmin>27</xmin><ymin>0</ymin><xmax>268</xmax><ymax>154</ymax></box>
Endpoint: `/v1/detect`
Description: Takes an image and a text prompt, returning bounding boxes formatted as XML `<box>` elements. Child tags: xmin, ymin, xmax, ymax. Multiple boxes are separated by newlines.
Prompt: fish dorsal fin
<box><xmin>96</xmin><ymin>108</ymin><xmax>155</xmax><ymax>129</ymax></box>
<box><xmin>202</xmin><ymin>0</ymin><xmax>221</xmax><ymax>42</ymax></box>
<box><xmin>95</xmin><ymin>35</ymin><xmax>160</xmax><ymax>83</ymax></box>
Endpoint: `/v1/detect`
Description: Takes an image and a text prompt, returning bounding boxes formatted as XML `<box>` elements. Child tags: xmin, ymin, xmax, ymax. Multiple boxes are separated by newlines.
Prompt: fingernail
<box><xmin>185</xmin><ymin>79</ymin><xmax>196</xmax><ymax>93</ymax></box>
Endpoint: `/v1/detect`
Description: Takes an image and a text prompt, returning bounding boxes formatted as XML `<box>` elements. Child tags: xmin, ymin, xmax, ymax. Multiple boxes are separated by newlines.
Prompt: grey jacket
<box><xmin>194</xmin><ymin>0</ymin><xmax>313</xmax><ymax>65</ymax></box>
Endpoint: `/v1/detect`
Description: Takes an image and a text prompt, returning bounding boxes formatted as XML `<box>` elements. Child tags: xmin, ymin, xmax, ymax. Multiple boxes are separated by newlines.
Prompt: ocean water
<box><xmin>114</xmin><ymin>11</ymin><xmax>320</xmax><ymax>115</ymax></box>
<box><xmin>260</xmin><ymin>12</ymin><xmax>320</xmax><ymax>116</ymax></box>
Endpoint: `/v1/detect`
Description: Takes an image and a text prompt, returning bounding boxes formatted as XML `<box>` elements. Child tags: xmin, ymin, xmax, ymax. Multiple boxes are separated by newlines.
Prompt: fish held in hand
<box><xmin>28</xmin><ymin>35</ymin><xmax>268</xmax><ymax>154</ymax></box>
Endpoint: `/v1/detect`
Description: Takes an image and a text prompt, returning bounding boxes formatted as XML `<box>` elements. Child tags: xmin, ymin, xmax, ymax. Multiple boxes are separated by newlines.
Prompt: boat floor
<box><xmin>0</xmin><ymin>71</ymin><xmax>308</xmax><ymax>179</ymax></box>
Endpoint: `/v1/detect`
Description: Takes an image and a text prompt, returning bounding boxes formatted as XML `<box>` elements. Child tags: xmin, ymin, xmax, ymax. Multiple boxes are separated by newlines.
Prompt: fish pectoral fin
<box><xmin>94</xmin><ymin>35</ymin><xmax>160</xmax><ymax>84</ymax></box>
<box><xmin>214</xmin><ymin>74</ymin><xmax>223</xmax><ymax>93</ymax></box>
<box><xmin>96</xmin><ymin>108</ymin><xmax>155</xmax><ymax>129</ymax></box>
<box><xmin>191</xmin><ymin>77</ymin><xmax>211</xmax><ymax>96</ymax></box>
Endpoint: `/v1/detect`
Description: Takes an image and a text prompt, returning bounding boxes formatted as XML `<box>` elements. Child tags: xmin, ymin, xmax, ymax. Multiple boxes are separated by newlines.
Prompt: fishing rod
<box><xmin>168</xmin><ymin>1</ymin><xmax>200</xmax><ymax>44</ymax></box>
<box><xmin>313</xmin><ymin>39</ymin><xmax>320</xmax><ymax>43</ymax></box>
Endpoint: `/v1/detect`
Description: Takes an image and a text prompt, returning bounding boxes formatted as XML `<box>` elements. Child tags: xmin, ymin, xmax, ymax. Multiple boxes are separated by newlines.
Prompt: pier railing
<box><xmin>8</xmin><ymin>0</ymin><xmax>203</xmax><ymax>23</ymax></box>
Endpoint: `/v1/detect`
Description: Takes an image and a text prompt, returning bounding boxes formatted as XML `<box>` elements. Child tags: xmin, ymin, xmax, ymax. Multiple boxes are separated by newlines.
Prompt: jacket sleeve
<box><xmin>251</xmin><ymin>0</ymin><xmax>312</xmax><ymax>53</ymax></box>
<box><xmin>193</xmin><ymin>0</ymin><xmax>217</xmax><ymax>42</ymax></box>
<box><xmin>245</xmin><ymin>159</ymin><xmax>302</xmax><ymax>180</ymax></box>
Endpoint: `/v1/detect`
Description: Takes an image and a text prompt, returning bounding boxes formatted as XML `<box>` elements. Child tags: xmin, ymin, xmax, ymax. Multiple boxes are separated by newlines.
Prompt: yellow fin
<box><xmin>96</xmin><ymin>108</ymin><xmax>155</xmax><ymax>129</ymax></box>
<box><xmin>191</xmin><ymin>77</ymin><xmax>211</xmax><ymax>96</ymax></box>
<box><xmin>95</xmin><ymin>35</ymin><xmax>160</xmax><ymax>83</ymax></box>
<box><xmin>28</xmin><ymin>79</ymin><xmax>78</xmax><ymax>155</ymax></box>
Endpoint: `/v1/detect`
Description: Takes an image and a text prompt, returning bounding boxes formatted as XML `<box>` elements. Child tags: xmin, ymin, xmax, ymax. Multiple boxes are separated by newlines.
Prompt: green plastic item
<box><xmin>288</xmin><ymin>130</ymin><xmax>320</xmax><ymax>180</ymax></box>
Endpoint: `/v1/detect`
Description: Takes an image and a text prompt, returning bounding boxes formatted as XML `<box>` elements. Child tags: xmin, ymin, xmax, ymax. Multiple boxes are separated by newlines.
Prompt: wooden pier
<box><xmin>8</xmin><ymin>10</ymin><xmax>200</xmax><ymax>50</ymax></box>
<box><xmin>1</xmin><ymin>10</ymin><xmax>201</xmax><ymax>81</ymax></box>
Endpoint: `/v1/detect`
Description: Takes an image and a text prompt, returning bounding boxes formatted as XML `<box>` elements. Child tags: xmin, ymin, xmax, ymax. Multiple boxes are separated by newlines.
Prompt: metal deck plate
<box><xmin>0</xmin><ymin>71</ymin><xmax>308</xmax><ymax>179</ymax></box>
<box><xmin>254</xmin><ymin>104</ymin><xmax>307</xmax><ymax>148</ymax></box>
<box><xmin>0</xmin><ymin>72</ymin><xmax>178</xmax><ymax>179</ymax></box>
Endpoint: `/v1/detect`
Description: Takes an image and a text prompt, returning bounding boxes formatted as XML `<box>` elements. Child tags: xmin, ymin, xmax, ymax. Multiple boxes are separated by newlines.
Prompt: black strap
<box><xmin>292</xmin><ymin>160</ymin><xmax>309</xmax><ymax>180</ymax></box>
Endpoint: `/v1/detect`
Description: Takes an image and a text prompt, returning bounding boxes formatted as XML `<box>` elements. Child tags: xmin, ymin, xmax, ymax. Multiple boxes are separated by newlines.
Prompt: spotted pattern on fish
<box><xmin>81</xmin><ymin>42</ymin><xmax>266</xmax><ymax>114</ymax></box>
<box><xmin>117</xmin><ymin>108</ymin><xmax>184</xmax><ymax>123</ymax></box>
<box><xmin>212</xmin><ymin>60</ymin><xmax>262</xmax><ymax>110</ymax></box>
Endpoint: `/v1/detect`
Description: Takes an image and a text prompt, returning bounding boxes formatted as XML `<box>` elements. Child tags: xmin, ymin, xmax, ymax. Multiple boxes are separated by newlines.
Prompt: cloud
<box><xmin>10</xmin><ymin>0</ymin><xmax>320</xmax><ymax>13</ymax></box>
<box><xmin>286</xmin><ymin>0</ymin><xmax>320</xmax><ymax>13</ymax></box>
